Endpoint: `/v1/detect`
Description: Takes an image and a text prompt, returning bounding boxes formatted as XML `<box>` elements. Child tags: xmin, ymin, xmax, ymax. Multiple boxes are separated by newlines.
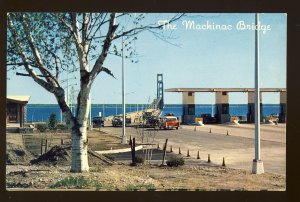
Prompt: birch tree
<box><xmin>7</xmin><ymin>12</ymin><xmax>184</xmax><ymax>172</ymax></box>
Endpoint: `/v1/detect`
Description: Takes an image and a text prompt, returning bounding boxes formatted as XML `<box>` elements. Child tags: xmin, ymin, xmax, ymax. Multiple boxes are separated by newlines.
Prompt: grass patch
<box><xmin>90</xmin><ymin>167</ymin><xmax>105</xmax><ymax>173</ymax></box>
<box><xmin>126</xmin><ymin>183</ymin><xmax>156</xmax><ymax>191</ymax></box>
<box><xmin>49</xmin><ymin>176</ymin><xmax>102</xmax><ymax>189</ymax></box>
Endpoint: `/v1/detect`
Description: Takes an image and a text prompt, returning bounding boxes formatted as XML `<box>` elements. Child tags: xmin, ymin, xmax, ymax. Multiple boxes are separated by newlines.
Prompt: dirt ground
<box><xmin>6</xmin><ymin>129</ymin><xmax>286</xmax><ymax>191</ymax></box>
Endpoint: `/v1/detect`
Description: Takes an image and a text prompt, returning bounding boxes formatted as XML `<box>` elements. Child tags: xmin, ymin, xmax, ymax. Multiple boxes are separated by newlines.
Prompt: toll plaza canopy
<box><xmin>164</xmin><ymin>88</ymin><xmax>286</xmax><ymax>124</ymax></box>
<box><xmin>165</xmin><ymin>88</ymin><xmax>286</xmax><ymax>92</ymax></box>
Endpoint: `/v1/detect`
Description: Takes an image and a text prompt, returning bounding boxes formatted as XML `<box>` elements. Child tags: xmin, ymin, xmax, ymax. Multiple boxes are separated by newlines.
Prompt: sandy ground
<box><xmin>6</xmin><ymin>163</ymin><xmax>285</xmax><ymax>191</ymax></box>
<box><xmin>6</xmin><ymin>123</ymin><xmax>286</xmax><ymax>191</ymax></box>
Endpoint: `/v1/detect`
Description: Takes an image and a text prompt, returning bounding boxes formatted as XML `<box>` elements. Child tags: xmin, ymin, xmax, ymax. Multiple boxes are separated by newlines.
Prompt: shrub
<box><xmin>36</xmin><ymin>123</ymin><xmax>47</xmax><ymax>132</ymax></box>
<box><xmin>56</xmin><ymin>123</ymin><xmax>69</xmax><ymax>131</ymax></box>
<box><xmin>134</xmin><ymin>155</ymin><xmax>145</xmax><ymax>164</ymax></box>
<box><xmin>166</xmin><ymin>156</ymin><xmax>185</xmax><ymax>167</ymax></box>
<box><xmin>48</xmin><ymin>113</ymin><xmax>57</xmax><ymax>130</ymax></box>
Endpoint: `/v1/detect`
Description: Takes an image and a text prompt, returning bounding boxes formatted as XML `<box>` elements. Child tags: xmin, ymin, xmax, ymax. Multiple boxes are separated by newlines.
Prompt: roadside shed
<box><xmin>6</xmin><ymin>96</ymin><xmax>31</xmax><ymax>127</ymax></box>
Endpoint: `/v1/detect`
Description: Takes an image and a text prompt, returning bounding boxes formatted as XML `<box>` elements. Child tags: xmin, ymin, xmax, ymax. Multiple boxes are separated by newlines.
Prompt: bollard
<box><xmin>179</xmin><ymin>147</ymin><xmax>181</xmax><ymax>155</ymax></box>
<box><xmin>197</xmin><ymin>151</ymin><xmax>200</xmax><ymax>159</ymax></box>
<box><xmin>226</xmin><ymin>131</ymin><xmax>229</xmax><ymax>136</ymax></box>
<box><xmin>222</xmin><ymin>157</ymin><xmax>226</xmax><ymax>167</ymax></box>
<box><xmin>209</xmin><ymin>128</ymin><xmax>211</xmax><ymax>133</ymax></box>
<box><xmin>208</xmin><ymin>154</ymin><xmax>211</xmax><ymax>163</ymax></box>
<box><xmin>187</xmin><ymin>149</ymin><xmax>190</xmax><ymax>157</ymax></box>
<box><xmin>170</xmin><ymin>145</ymin><xmax>173</xmax><ymax>153</ymax></box>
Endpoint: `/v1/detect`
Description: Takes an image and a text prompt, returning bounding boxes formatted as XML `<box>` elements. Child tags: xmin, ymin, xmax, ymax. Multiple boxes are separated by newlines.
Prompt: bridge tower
<box><xmin>157</xmin><ymin>74</ymin><xmax>164</xmax><ymax>109</ymax></box>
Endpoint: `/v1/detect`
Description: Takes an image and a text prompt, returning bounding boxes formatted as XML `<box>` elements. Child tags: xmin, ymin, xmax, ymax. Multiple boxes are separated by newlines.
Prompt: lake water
<box><xmin>25</xmin><ymin>104</ymin><xmax>281</xmax><ymax>122</ymax></box>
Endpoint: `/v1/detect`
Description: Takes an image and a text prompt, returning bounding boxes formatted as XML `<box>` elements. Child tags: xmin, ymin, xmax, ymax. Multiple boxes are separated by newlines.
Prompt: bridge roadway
<box><xmin>101</xmin><ymin>123</ymin><xmax>286</xmax><ymax>175</ymax></box>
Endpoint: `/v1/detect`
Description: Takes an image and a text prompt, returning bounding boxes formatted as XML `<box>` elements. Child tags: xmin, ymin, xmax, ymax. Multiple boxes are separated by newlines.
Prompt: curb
<box><xmin>95</xmin><ymin>145</ymin><xmax>143</xmax><ymax>154</ymax></box>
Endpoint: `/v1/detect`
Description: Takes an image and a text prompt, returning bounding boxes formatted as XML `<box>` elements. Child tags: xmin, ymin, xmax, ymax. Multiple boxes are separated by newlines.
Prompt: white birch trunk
<box><xmin>70</xmin><ymin>125</ymin><xmax>89</xmax><ymax>172</ymax></box>
<box><xmin>70</xmin><ymin>87</ymin><xmax>91</xmax><ymax>172</ymax></box>
<box><xmin>55</xmin><ymin>87</ymin><xmax>91</xmax><ymax>172</ymax></box>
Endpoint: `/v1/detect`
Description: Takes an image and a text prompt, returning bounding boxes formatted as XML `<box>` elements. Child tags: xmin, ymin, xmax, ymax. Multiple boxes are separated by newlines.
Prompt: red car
<box><xmin>160</xmin><ymin>116</ymin><xmax>180</xmax><ymax>130</ymax></box>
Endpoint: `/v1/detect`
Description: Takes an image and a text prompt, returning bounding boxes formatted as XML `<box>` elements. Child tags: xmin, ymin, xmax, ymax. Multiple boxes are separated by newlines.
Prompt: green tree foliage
<box><xmin>7</xmin><ymin>12</ymin><xmax>184</xmax><ymax>172</ymax></box>
<box><xmin>48</xmin><ymin>112</ymin><xmax>57</xmax><ymax>130</ymax></box>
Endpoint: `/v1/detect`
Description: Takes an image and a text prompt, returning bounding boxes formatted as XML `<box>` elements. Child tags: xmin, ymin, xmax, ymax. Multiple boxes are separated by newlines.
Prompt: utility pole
<box><xmin>252</xmin><ymin>13</ymin><xmax>264</xmax><ymax>174</ymax></box>
<box><xmin>121</xmin><ymin>34</ymin><xmax>127</xmax><ymax>144</ymax></box>
<box><xmin>67</xmin><ymin>66</ymin><xmax>69</xmax><ymax>106</ymax></box>
<box><xmin>89</xmin><ymin>94</ymin><xmax>92</xmax><ymax>130</ymax></box>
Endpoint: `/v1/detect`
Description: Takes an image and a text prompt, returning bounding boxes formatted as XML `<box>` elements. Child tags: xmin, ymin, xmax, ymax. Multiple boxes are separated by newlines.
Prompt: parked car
<box><xmin>270</xmin><ymin>113</ymin><xmax>279</xmax><ymax>123</ymax></box>
<box><xmin>200</xmin><ymin>114</ymin><xmax>217</xmax><ymax>124</ymax></box>
<box><xmin>92</xmin><ymin>116</ymin><xmax>104</xmax><ymax>127</ymax></box>
<box><xmin>159</xmin><ymin>115</ymin><xmax>180</xmax><ymax>130</ymax></box>
<box><xmin>112</xmin><ymin>115</ymin><xmax>131</xmax><ymax>127</ymax></box>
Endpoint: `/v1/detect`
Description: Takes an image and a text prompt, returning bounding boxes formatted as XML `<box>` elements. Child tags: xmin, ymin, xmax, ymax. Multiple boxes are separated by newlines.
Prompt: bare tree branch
<box><xmin>113</xmin><ymin>13</ymin><xmax>185</xmax><ymax>40</ymax></box>
<box><xmin>19</xmin><ymin>13</ymin><xmax>60</xmax><ymax>87</ymax></box>
<box><xmin>70</xmin><ymin>12</ymin><xmax>82</xmax><ymax>45</ymax></box>
<box><xmin>101</xmin><ymin>66</ymin><xmax>116</xmax><ymax>79</ymax></box>
<box><xmin>90</xmin><ymin>13</ymin><xmax>118</xmax><ymax>82</ymax></box>
<box><xmin>87</xmin><ymin>14</ymin><xmax>103</xmax><ymax>39</ymax></box>
<box><xmin>54</xmin><ymin>13</ymin><xmax>82</xmax><ymax>49</ymax></box>
<box><xmin>16</xmin><ymin>72</ymin><xmax>51</xmax><ymax>77</ymax></box>
<box><xmin>7</xmin><ymin>13</ymin><xmax>56</xmax><ymax>93</ymax></box>
<box><xmin>43</xmin><ymin>43</ymin><xmax>62</xmax><ymax>82</ymax></box>
<box><xmin>7</xmin><ymin>62</ymin><xmax>39</xmax><ymax>68</ymax></box>
<box><xmin>82</xmin><ymin>13</ymin><xmax>90</xmax><ymax>52</ymax></box>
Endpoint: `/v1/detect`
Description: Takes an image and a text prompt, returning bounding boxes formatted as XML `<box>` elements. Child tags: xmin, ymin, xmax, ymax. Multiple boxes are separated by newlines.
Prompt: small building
<box><xmin>6</xmin><ymin>96</ymin><xmax>31</xmax><ymax>128</ymax></box>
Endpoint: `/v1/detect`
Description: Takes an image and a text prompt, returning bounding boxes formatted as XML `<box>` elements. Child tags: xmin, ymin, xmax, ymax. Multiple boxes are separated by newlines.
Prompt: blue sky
<box><xmin>7</xmin><ymin>13</ymin><xmax>287</xmax><ymax>104</ymax></box>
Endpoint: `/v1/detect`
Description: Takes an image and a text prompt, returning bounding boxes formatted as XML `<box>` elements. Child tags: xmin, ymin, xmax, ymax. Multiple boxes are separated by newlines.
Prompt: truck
<box><xmin>159</xmin><ymin>115</ymin><xmax>180</xmax><ymax>130</ymax></box>
<box><xmin>141</xmin><ymin>111</ymin><xmax>160</xmax><ymax>128</ymax></box>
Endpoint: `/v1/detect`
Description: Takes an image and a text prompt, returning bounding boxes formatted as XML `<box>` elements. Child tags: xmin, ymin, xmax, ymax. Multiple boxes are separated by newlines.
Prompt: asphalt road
<box><xmin>102</xmin><ymin>123</ymin><xmax>286</xmax><ymax>175</ymax></box>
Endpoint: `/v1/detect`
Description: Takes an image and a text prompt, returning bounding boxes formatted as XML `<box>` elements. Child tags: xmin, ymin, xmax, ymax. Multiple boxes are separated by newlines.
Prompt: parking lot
<box><xmin>101</xmin><ymin>122</ymin><xmax>286</xmax><ymax>175</ymax></box>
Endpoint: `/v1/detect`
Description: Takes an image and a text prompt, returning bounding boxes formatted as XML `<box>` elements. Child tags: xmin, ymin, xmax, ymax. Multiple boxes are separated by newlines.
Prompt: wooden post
<box><xmin>187</xmin><ymin>149</ymin><xmax>190</xmax><ymax>157</ymax></box>
<box><xmin>40</xmin><ymin>139</ymin><xmax>43</xmax><ymax>156</ymax></box>
<box><xmin>179</xmin><ymin>147</ymin><xmax>181</xmax><ymax>155</ymax></box>
<box><xmin>170</xmin><ymin>145</ymin><xmax>173</xmax><ymax>153</ymax></box>
<box><xmin>61</xmin><ymin>138</ymin><xmax>64</xmax><ymax>145</ymax></box>
<box><xmin>131</xmin><ymin>138</ymin><xmax>136</xmax><ymax>166</ymax></box>
<box><xmin>197</xmin><ymin>151</ymin><xmax>200</xmax><ymax>159</ymax></box>
<box><xmin>209</xmin><ymin>128</ymin><xmax>211</xmax><ymax>133</ymax></box>
<box><xmin>44</xmin><ymin>139</ymin><xmax>48</xmax><ymax>153</ymax></box>
<box><xmin>208</xmin><ymin>154</ymin><xmax>211</xmax><ymax>163</ymax></box>
<box><xmin>161</xmin><ymin>138</ymin><xmax>168</xmax><ymax>166</ymax></box>
<box><xmin>157</xmin><ymin>143</ymin><xmax>160</xmax><ymax>149</ymax></box>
